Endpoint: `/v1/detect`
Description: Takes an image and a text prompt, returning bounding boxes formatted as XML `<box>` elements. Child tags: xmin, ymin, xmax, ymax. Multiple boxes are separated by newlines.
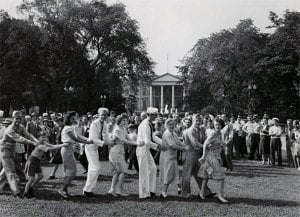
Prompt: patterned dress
<box><xmin>199</xmin><ymin>130</ymin><xmax>225</xmax><ymax>180</ymax></box>
<box><xmin>109</xmin><ymin>126</ymin><xmax>127</xmax><ymax>174</ymax></box>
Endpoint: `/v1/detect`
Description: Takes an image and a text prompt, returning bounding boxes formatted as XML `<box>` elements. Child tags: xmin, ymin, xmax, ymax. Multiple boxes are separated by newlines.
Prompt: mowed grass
<box><xmin>0</xmin><ymin>157</ymin><xmax>299</xmax><ymax>217</ymax></box>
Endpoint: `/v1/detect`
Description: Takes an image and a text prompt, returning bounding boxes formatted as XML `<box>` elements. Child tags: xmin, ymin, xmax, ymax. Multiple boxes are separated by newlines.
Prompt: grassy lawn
<box><xmin>0</xmin><ymin>158</ymin><xmax>299</xmax><ymax>217</ymax></box>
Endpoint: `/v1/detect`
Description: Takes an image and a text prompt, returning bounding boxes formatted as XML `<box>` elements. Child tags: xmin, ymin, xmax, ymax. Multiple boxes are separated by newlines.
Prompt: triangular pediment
<box><xmin>152</xmin><ymin>73</ymin><xmax>181</xmax><ymax>83</ymax></box>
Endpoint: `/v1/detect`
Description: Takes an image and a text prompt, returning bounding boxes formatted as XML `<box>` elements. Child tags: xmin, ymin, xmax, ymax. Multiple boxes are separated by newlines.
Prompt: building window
<box><xmin>152</xmin><ymin>86</ymin><xmax>161</xmax><ymax>108</ymax></box>
<box><xmin>142</xmin><ymin>87</ymin><xmax>147</xmax><ymax>96</ymax></box>
<box><xmin>142</xmin><ymin>99</ymin><xmax>147</xmax><ymax>110</ymax></box>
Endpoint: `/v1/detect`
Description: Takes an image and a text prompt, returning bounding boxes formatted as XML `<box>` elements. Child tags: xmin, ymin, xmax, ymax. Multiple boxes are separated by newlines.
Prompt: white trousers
<box><xmin>83</xmin><ymin>147</ymin><xmax>101</xmax><ymax>193</ymax></box>
<box><xmin>136</xmin><ymin>146</ymin><xmax>157</xmax><ymax>198</ymax></box>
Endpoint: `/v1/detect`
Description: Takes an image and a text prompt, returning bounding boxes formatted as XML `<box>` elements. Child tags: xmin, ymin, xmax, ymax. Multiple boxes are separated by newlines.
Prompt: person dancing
<box><xmin>136</xmin><ymin>107</ymin><xmax>165</xmax><ymax>199</ymax></box>
<box><xmin>108</xmin><ymin>114</ymin><xmax>139</xmax><ymax>197</ymax></box>
<box><xmin>159</xmin><ymin>118</ymin><xmax>187</xmax><ymax>198</ymax></box>
<box><xmin>198</xmin><ymin>119</ymin><xmax>228</xmax><ymax>203</ymax></box>
<box><xmin>58</xmin><ymin>111</ymin><xmax>93</xmax><ymax>198</ymax></box>
<box><xmin>83</xmin><ymin>108</ymin><xmax>114</xmax><ymax>197</ymax></box>
<box><xmin>0</xmin><ymin>111</ymin><xmax>39</xmax><ymax>197</ymax></box>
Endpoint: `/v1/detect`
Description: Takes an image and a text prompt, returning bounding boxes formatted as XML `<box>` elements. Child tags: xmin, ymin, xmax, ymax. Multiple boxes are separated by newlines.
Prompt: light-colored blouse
<box><xmin>61</xmin><ymin>126</ymin><xmax>75</xmax><ymax>143</ymax></box>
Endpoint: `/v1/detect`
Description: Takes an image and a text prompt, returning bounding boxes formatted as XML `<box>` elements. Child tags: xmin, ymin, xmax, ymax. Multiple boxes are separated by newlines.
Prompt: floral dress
<box><xmin>199</xmin><ymin>130</ymin><xmax>225</xmax><ymax>180</ymax></box>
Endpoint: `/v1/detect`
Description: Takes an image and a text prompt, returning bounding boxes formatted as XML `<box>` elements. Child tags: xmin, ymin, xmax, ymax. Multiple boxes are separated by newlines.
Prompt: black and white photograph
<box><xmin>0</xmin><ymin>0</ymin><xmax>299</xmax><ymax>216</ymax></box>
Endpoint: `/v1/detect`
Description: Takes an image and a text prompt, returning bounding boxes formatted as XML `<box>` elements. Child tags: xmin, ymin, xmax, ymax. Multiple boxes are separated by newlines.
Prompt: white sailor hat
<box><xmin>12</xmin><ymin>111</ymin><xmax>22</xmax><ymax>118</ymax></box>
<box><xmin>147</xmin><ymin>107</ymin><xmax>159</xmax><ymax>114</ymax></box>
<box><xmin>272</xmin><ymin>117</ymin><xmax>279</xmax><ymax>122</ymax></box>
<box><xmin>97</xmin><ymin>108</ymin><xmax>109</xmax><ymax>114</ymax></box>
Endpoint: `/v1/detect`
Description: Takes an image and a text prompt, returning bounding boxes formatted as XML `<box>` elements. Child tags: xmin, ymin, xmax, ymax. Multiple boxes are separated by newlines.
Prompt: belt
<box><xmin>271</xmin><ymin>137</ymin><xmax>280</xmax><ymax>139</ymax></box>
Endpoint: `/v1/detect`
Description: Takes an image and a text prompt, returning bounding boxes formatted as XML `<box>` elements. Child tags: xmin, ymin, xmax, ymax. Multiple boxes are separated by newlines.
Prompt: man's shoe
<box><xmin>205</xmin><ymin>193</ymin><xmax>217</xmax><ymax>198</ymax></box>
<box><xmin>83</xmin><ymin>191</ymin><xmax>95</xmax><ymax>197</ymax></box>
<box><xmin>48</xmin><ymin>176</ymin><xmax>56</xmax><ymax>180</ymax></box>
<box><xmin>150</xmin><ymin>192</ymin><xmax>156</xmax><ymax>198</ymax></box>
<box><xmin>14</xmin><ymin>193</ymin><xmax>24</xmax><ymax>198</ymax></box>
<box><xmin>23</xmin><ymin>192</ymin><xmax>32</xmax><ymax>199</ymax></box>
<box><xmin>28</xmin><ymin>188</ymin><xmax>35</xmax><ymax>197</ymax></box>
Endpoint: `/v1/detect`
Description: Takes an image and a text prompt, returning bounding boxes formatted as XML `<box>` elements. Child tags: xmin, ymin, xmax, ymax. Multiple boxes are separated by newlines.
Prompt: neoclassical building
<box><xmin>136</xmin><ymin>73</ymin><xmax>185</xmax><ymax>113</ymax></box>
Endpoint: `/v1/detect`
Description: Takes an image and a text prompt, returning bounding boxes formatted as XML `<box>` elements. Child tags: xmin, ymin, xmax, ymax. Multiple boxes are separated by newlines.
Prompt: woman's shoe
<box><xmin>177</xmin><ymin>187</ymin><xmax>182</xmax><ymax>195</ymax></box>
<box><xmin>48</xmin><ymin>176</ymin><xmax>56</xmax><ymax>180</ymax></box>
<box><xmin>58</xmin><ymin>189</ymin><xmax>68</xmax><ymax>198</ymax></box>
<box><xmin>198</xmin><ymin>193</ymin><xmax>206</xmax><ymax>200</ymax></box>
<box><xmin>217</xmin><ymin>195</ymin><xmax>228</xmax><ymax>203</ymax></box>
<box><xmin>116</xmin><ymin>191</ymin><xmax>129</xmax><ymax>197</ymax></box>
<box><xmin>160</xmin><ymin>192</ymin><xmax>167</xmax><ymax>198</ymax></box>
<box><xmin>108</xmin><ymin>189</ymin><xmax>119</xmax><ymax>197</ymax></box>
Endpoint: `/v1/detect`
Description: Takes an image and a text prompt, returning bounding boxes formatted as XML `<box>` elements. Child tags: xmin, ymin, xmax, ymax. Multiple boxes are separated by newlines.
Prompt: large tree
<box><xmin>0</xmin><ymin>0</ymin><xmax>154</xmax><ymax>114</ymax></box>
<box><xmin>179</xmin><ymin>11</ymin><xmax>300</xmax><ymax>119</ymax></box>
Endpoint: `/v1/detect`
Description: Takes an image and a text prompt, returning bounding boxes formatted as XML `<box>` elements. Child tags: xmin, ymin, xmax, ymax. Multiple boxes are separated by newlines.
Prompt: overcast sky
<box><xmin>0</xmin><ymin>0</ymin><xmax>299</xmax><ymax>75</ymax></box>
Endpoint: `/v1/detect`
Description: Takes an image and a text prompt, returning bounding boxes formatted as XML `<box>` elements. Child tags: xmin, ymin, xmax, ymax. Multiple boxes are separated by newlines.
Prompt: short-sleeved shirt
<box><xmin>31</xmin><ymin>145</ymin><xmax>49</xmax><ymax>160</ymax></box>
<box><xmin>61</xmin><ymin>126</ymin><xmax>75</xmax><ymax>143</ymax></box>
<box><xmin>0</xmin><ymin>124</ymin><xmax>33</xmax><ymax>147</ymax></box>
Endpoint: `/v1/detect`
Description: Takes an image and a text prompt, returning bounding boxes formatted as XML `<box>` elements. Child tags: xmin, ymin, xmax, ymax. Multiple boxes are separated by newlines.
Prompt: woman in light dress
<box><xmin>198</xmin><ymin>119</ymin><xmax>228</xmax><ymax>203</ymax></box>
<box><xmin>58</xmin><ymin>111</ymin><xmax>94</xmax><ymax>198</ymax></box>
<box><xmin>108</xmin><ymin>114</ymin><xmax>139</xmax><ymax>197</ymax></box>
<box><xmin>159</xmin><ymin>118</ymin><xmax>187</xmax><ymax>198</ymax></box>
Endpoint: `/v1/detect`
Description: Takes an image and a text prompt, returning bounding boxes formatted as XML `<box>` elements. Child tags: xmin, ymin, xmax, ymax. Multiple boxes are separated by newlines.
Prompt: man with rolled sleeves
<box><xmin>269</xmin><ymin>118</ymin><xmax>282</xmax><ymax>166</ymax></box>
<box><xmin>0</xmin><ymin>111</ymin><xmax>39</xmax><ymax>197</ymax></box>
<box><xmin>83</xmin><ymin>108</ymin><xmax>114</xmax><ymax>197</ymax></box>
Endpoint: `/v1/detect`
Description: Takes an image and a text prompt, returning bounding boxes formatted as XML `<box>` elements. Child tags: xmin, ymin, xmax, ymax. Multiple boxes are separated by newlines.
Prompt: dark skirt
<box><xmin>259</xmin><ymin>135</ymin><xmax>270</xmax><ymax>156</ymax></box>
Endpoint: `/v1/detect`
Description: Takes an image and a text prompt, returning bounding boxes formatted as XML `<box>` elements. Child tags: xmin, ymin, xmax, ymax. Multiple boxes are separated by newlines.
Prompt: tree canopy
<box><xmin>178</xmin><ymin>10</ymin><xmax>300</xmax><ymax>119</ymax></box>
<box><xmin>0</xmin><ymin>0</ymin><xmax>154</xmax><ymax>115</ymax></box>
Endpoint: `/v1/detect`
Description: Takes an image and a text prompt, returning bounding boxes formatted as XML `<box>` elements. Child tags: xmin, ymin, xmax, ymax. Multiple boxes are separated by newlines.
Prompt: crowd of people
<box><xmin>0</xmin><ymin>108</ymin><xmax>299</xmax><ymax>203</ymax></box>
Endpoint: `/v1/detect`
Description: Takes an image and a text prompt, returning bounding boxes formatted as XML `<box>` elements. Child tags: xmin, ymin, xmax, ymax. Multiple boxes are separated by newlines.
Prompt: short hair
<box><xmin>64</xmin><ymin>111</ymin><xmax>77</xmax><ymax>126</ymax></box>
<box><xmin>192</xmin><ymin>113</ymin><xmax>201</xmax><ymax>123</ymax></box>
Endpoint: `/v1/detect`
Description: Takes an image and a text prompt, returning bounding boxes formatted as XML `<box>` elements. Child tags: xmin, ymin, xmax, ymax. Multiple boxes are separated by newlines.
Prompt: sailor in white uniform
<box><xmin>136</xmin><ymin>107</ymin><xmax>165</xmax><ymax>198</ymax></box>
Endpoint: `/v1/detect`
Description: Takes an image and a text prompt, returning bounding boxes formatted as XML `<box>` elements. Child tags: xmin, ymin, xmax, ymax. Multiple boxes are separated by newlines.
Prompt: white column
<box><xmin>172</xmin><ymin>85</ymin><xmax>175</xmax><ymax>111</ymax></box>
<box><xmin>149</xmin><ymin>86</ymin><xmax>153</xmax><ymax>107</ymax></box>
<box><xmin>161</xmin><ymin>86</ymin><xmax>164</xmax><ymax>111</ymax></box>
<box><xmin>182</xmin><ymin>85</ymin><xmax>186</xmax><ymax>110</ymax></box>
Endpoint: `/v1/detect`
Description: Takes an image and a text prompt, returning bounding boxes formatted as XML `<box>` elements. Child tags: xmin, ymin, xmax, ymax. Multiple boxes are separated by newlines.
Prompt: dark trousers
<box><xmin>249</xmin><ymin>134</ymin><xmax>261</xmax><ymax>160</ymax></box>
<box><xmin>79</xmin><ymin>151</ymin><xmax>89</xmax><ymax>172</ymax></box>
<box><xmin>98</xmin><ymin>146</ymin><xmax>108</xmax><ymax>160</ymax></box>
<box><xmin>233</xmin><ymin>132</ymin><xmax>240</xmax><ymax>159</ymax></box>
<box><xmin>238</xmin><ymin>135</ymin><xmax>247</xmax><ymax>157</ymax></box>
<box><xmin>270</xmin><ymin>138</ymin><xmax>282</xmax><ymax>166</ymax></box>
<box><xmin>225</xmin><ymin>141</ymin><xmax>233</xmax><ymax>170</ymax></box>
<box><xmin>181</xmin><ymin>150</ymin><xmax>212</xmax><ymax>197</ymax></box>
<box><xmin>128</xmin><ymin>146</ymin><xmax>139</xmax><ymax>172</ymax></box>
<box><xmin>286</xmin><ymin>139</ymin><xmax>295</xmax><ymax>168</ymax></box>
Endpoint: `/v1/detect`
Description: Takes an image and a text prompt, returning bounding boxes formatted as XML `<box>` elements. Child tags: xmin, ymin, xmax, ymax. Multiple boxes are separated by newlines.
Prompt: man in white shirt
<box><xmin>83</xmin><ymin>108</ymin><xmax>113</xmax><ymax>197</ymax></box>
<box><xmin>242</xmin><ymin>115</ymin><xmax>254</xmax><ymax>158</ymax></box>
<box><xmin>269</xmin><ymin>118</ymin><xmax>282</xmax><ymax>166</ymax></box>
<box><xmin>250</xmin><ymin>115</ymin><xmax>262</xmax><ymax>160</ymax></box>
<box><xmin>136</xmin><ymin>107</ymin><xmax>165</xmax><ymax>198</ymax></box>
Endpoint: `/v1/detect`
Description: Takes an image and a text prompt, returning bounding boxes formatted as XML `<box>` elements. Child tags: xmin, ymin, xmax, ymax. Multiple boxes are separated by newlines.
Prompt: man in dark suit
<box><xmin>25</xmin><ymin>112</ymin><xmax>40</xmax><ymax>158</ymax></box>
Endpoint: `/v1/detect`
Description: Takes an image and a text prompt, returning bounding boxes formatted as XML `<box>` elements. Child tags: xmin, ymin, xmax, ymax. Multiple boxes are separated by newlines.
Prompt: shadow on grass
<box><xmin>29</xmin><ymin>188</ymin><xmax>299</xmax><ymax>208</ymax></box>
